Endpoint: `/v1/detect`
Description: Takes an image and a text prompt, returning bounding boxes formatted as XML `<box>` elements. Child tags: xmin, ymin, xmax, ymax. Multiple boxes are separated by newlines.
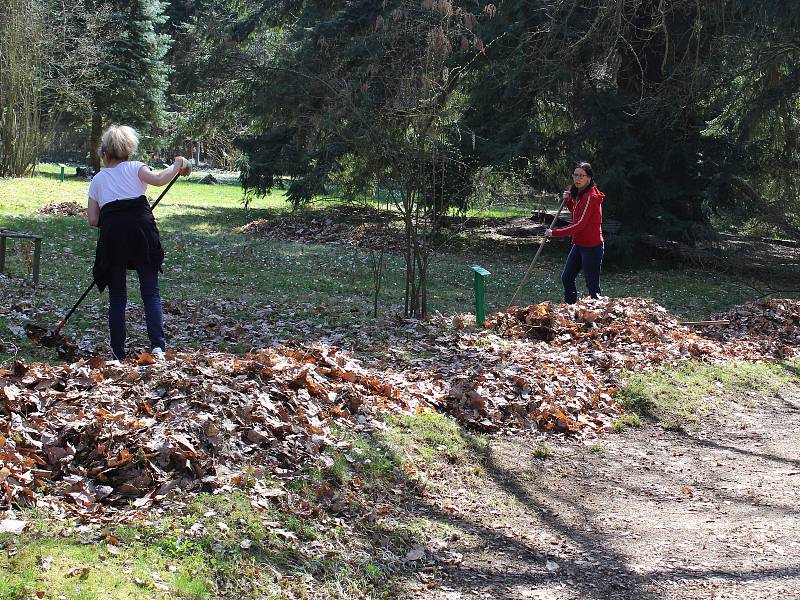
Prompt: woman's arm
<box><xmin>547</xmin><ymin>191</ymin><xmax>578</xmax><ymax>237</ymax></box>
<box><xmin>550</xmin><ymin>192</ymin><xmax>598</xmax><ymax>237</ymax></box>
<box><xmin>87</xmin><ymin>198</ymin><xmax>100</xmax><ymax>227</ymax></box>
<box><xmin>138</xmin><ymin>156</ymin><xmax>190</xmax><ymax>186</ymax></box>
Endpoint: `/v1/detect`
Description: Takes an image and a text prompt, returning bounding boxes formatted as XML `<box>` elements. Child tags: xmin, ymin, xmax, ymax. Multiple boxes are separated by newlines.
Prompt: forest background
<box><xmin>3</xmin><ymin>0</ymin><xmax>798</xmax><ymax>258</ymax></box>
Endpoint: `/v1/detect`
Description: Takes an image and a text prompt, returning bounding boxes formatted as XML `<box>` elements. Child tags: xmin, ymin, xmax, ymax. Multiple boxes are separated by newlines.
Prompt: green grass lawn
<box><xmin>616</xmin><ymin>360</ymin><xmax>800</xmax><ymax>430</ymax></box>
<box><xmin>0</xmin><ymin>163</ymin><xmax>793</xmax><ymax>366</ymax></box>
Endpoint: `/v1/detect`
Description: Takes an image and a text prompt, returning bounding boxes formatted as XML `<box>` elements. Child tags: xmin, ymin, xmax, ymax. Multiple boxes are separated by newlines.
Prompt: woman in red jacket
<box><xmin>545</xmin><ymin>162</ymin><xmax>605</xmax><ymax>304</ymax></box>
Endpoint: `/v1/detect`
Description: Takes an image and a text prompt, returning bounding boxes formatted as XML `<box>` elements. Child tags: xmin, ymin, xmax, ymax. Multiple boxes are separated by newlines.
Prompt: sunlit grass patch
<box><xmin>2</xmin><ymin>165</ymin><xmax>798</xmax><ymax>367</ymax></box>
<box><xmin>320</xmin><ymin>412</ymin><xmax>486</xmax><ymax>487</ymax></box>
<box><xmin>0</xmin><ymin>533</ymin><xmax>213</xmax><ymax>600</ymax></box>
<box><xmin>6</xmin><ymin>166</ymin><xmax>800</xmax><ymax>360</ymax></box>
<box><xmin>532</xmin><ymin>445</ymin><xmax>551</xmax><ymax>458</ymax></box>
<box><xmin>0</xmin><ymin>490</ymin><xmax>403</xmax><ymax>600</ymax></box>
<box><xmin>617</xmin><ymin>360</ymin><xmax>800</xmax><ymax>428</ymax></box>
<box><xmin>381</xmin><ymin>411</ymin><xmax>488</xmax><ymax>466</ymax></box>
<box><xmin>611</xmin><ymin>413</ymin><xmax>642</xmax><ymax>432</ymax></box>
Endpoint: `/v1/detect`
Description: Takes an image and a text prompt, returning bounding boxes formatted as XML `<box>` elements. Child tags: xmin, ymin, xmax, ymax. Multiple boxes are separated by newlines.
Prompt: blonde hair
<box><xmin>99</xmin><ymin>125</ymin><xmax>139</xmax><ymax>161</ymax></box>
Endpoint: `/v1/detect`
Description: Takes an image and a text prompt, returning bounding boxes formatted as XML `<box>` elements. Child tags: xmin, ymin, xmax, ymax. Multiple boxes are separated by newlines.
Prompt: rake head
<box><xmin>24</xmin><ymin>322</ymin><xmax>77</xmax><ymax>360</ymax></box>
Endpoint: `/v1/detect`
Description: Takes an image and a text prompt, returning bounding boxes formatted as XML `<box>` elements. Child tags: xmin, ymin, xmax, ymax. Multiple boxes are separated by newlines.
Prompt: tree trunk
<box><xmin>402</xmin><ymin>189</ymin><xmax>414</xmax><ymax>316</ymax></box>
<box><xmin>89</xmin><ymin>110</ymin><xmax>102</xmax><ymax>172</ymax></box>
<box><xmin>371</xmin><ymin>247</ymin><xmax>385</xmax><ymax>318</ymax></box>
<box><xmin>417</xmin><ymin>250</ymin><xmax>429</xmax><ymax>318</ymax></box>
<box><xmin>0</xmin><ymin>0</ymin><xmax>43</xmax><ymax>177</ymax></box>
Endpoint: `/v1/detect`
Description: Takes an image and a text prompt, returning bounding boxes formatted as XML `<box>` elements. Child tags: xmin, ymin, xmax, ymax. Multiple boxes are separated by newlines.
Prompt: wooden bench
<box><xmin>531</xmin><ymin>209</ymin><xmax>621</xmax><ymax>234</ymax></box>
<box><xmin>0</xmin><ymin>230</ymin><xmax>42</xmax><ymax>285</ymax></box>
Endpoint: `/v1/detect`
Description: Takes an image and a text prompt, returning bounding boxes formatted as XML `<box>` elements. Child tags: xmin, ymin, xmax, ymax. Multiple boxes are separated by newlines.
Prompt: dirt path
<box><xmin>398</xmin><ymin>386</ymin><xmax>800</xmax><ymax>599</ymax></box>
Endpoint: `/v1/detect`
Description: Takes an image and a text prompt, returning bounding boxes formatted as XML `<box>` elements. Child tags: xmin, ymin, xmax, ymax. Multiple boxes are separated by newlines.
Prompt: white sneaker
<box><xmin>152</xmin><ymin>347</ymin><xmax>166</xmax><ymax>360</ymax></box>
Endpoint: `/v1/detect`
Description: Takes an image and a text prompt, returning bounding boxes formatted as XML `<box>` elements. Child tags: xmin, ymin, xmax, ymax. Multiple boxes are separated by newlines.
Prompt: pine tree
<box><xmin>161</xmin><ymin>0</ymin><xmax>262</xmax><ymax>168</ymax></box>
<box><xmin>239</xmin><ymin>0</ymin><xmax>800</xmax><ymax>252</ymax></box>
<box><xmin>462</xmin><ymin>0</ymin><xmax>800</xmax><ymax>241</ymax></box>
<box><xmin>239</xmin><ymin>0</ymin><xmax>494</xmax><ymax>317</ymax></box>
<box><xmin>87</xmin><ymin>0</ymin><xmax>171</xmax><ymax>169</ymax></box>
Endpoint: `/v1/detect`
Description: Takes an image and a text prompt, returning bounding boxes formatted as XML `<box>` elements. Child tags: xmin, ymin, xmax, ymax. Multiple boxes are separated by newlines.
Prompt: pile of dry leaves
<box><xmin>493</xmin><ymin>296</ymin><xmax>800</xmax><ymax>361</ymax></box>
<box><xmin>36</xmin><ymin>202</ymin><xmax>86</xmax><ymax>217</ymax></box>
<box><xmin>0</xmin><ymin>345</ymin><xmax>416</xmax><ymax>515</ymax></box>
<box><xmin>420</xmin><ymin>297</ymin><xmax>800</xmax><ymax>434</ymax></box>
<box><xmin>2</xmin><ymin>295</ymin><xmax>799</xmax><ymax>514</ymax></box>
<box><xmin>710</xmin><ymin>298</ymin><xmax>800</xmax><ymax>348</ymax></box>
<box><xmin>239</xmin><ymin>209</ymin><xmax>405</xmax><ymax>252</ymax></box>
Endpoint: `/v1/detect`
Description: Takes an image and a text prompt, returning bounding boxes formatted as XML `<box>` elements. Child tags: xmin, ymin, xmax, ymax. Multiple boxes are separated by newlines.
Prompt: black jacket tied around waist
<box><xmin>92</xmin><ymin>196</ymin><xmax>164</xmax><ymax>292</ymax></box>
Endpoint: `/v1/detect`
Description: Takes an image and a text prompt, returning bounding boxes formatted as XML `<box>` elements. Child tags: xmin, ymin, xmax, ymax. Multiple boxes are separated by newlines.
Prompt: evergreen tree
<box><xmin>238</xmin><ymin>0</ymin><xmax>493</xmax><ymax>316</ymax></box>
<box><xmin>161</xmin><ymin>0</ymin><xmax>264</xmax><ymax>168</ymax></box>
<box><xmin>239</xmin><ymin>0</ymin><xmax>800</xmax><ymax>252</ymax></box>
<box><xmin>462</xmin><ymin>0</ymin><xmax>800</xmax><ymax>241</ymax></box>
<box><xmin>701</xmin><ymin>2</ymin><xmax>800</xmax><ymax>239</ymax></box>
<box><xmin>87</xmin><ymin>0</ymin><xmax>171</xmax><ymax>170</ymax></box>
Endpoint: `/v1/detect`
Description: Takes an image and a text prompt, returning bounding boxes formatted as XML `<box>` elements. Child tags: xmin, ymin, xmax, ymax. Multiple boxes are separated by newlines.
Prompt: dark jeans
<box><xmin>108</xmin><ymin>264</ymin><xmax>165</xmax><ymax>359</ymax></box>
<box><xmin>561</xmin><ymin>243</ymin><xmax>604</xmax><ymax>304</ymax></box>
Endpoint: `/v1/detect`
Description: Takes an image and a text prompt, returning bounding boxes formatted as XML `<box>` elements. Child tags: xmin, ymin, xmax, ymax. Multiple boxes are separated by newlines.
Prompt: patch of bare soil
<box><xmin>396</xmin><ymin>386</ymin><xmax>800</xmax><ymax>600</ymax></box>
<box><xmin>238</xmin><ymin>207</ymin><xmax>551</xmax><ymax>251</ymax></box>
<box><xmin>637</xmin><ymin>234</ymin><xmax>800</xmax><ymax>280</ymax></box>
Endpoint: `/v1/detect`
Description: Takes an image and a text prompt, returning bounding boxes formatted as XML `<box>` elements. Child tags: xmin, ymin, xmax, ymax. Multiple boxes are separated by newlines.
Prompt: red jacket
<box><xmin>550</xmin><ymin>184</ymin><xmax>605</xmax><ymax>247</ymax></box>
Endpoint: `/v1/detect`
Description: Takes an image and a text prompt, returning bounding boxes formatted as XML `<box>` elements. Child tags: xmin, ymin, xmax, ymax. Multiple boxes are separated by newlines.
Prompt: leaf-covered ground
<box><xmin>237</xmin><ymin>204</ymin><xmax>555</xmax><ymax>253</ymax></box>
<box><xmin>2</xmin><ymin>293</ymin><xmax>798</xmax><ymax>519</ymax></box>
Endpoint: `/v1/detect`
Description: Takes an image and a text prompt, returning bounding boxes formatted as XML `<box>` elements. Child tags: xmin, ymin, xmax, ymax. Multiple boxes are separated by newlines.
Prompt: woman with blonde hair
<box><xmin>87</xmin><ymin>124</ymin><xmax>190</xmax><ymax>360</ymax></box>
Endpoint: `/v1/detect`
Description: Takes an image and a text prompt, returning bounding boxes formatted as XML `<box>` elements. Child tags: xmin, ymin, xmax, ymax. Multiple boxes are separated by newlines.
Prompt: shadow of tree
<box><xmin>672</xmin><ymin>429</ymin><xmax>800</xmax><ymax>470</ymax></box>
<box><xmin>310</xmin><ymin>426</ymin><xmax>657</xmax><ymax>599</ymax></box>
<box><xmin>779</xmin><ymin>362</ymin><xmax>800</xmax><ymax>380</ymax></box>
<box><xmin>339</xmin><ymin>402</ymin><xmax>800</xmax><ymax>599</ymax></box>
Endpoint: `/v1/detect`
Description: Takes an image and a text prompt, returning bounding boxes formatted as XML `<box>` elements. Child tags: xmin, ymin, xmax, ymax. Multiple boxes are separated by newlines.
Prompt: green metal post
<box><xmin>470</xmin><ymin>264</ymin><xmax>491</xmax><ymax>327</ymax></box>
<box><xmin>58</xmin><ymin>163</ymin><xmax>65</xmax><ymax>182</ymax></box>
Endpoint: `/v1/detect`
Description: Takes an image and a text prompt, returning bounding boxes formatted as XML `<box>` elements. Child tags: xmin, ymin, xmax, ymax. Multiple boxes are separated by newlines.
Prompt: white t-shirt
<box><xmin>88</xmin><ymin>161</ymin><xmax>148</xmax><ymax>208</ymax></box>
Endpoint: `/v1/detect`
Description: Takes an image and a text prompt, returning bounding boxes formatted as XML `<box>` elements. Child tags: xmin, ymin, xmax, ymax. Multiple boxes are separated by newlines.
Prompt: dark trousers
<box><xmin>108</xmin><ymin>264</ymin><xmax>165</xmax><ymax>359</ymax></box>
<box><xmin>561</xmin><ymin>243</ymin><xmax>604</xmax><ymax>304</ymax></box>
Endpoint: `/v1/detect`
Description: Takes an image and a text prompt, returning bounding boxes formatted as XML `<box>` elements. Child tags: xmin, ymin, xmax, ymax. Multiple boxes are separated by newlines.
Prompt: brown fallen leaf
<box><xmin>106</xmin><ymin>543</ymin><xmax>122</xmax><ymax>555</ymax></box>
<box><xmin>65</xmin><ymin>566</ymin><xmax>91</xmax><ymax>579</ymax></box>
<box><xmin>405</xmin><ymin>545</ymin><xmax>426</xmax><ymax>561</ymax></box>
<box><xmin>137</xmin><ymin>352</ymin><xmax>156</xmax><ymax>366</ymax></box>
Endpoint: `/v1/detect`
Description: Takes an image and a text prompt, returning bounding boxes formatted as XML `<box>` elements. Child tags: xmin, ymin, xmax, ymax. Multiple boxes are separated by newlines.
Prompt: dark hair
<box><xmin>569</xmin><ymin>161</ymin><xmax>594</xmax><ymax>197</ymax></box>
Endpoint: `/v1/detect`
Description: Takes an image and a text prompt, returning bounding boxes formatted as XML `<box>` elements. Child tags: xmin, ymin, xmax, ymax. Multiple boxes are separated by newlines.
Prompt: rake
<box><xmin>507</xmin><ymin>194</ymin><xmax>567</xmax><ymax>311</ymax></box>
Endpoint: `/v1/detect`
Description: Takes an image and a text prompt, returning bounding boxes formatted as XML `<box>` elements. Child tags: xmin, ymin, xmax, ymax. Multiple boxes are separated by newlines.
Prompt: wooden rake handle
<box><xmin>507</xmin><ymin>194</ymin><xmax>568</xmax><ymax>311</ymax></box>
